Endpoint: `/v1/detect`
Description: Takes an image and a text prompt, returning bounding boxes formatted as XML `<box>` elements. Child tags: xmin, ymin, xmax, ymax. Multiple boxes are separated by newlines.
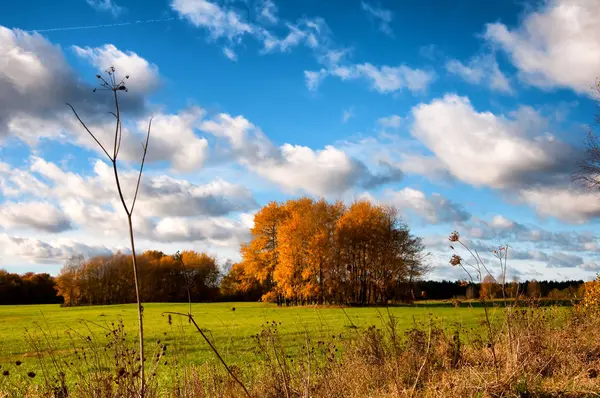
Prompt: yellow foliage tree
<box><xmin>582</xmin><ymin>274</ymin><xmax>600</xmax><ymax>308</ymax></box>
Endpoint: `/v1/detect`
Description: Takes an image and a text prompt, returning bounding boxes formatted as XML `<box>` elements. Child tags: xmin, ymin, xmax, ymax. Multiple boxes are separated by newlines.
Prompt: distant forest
<box><xmin>0</xmin><ymin>198</ymin><xmax>588</xmax><ymax>306</ymax></box>
<box><xmin>0</xmin><ymin>267</ymin><xmax>586</xmax><ymax>305</ymax></box>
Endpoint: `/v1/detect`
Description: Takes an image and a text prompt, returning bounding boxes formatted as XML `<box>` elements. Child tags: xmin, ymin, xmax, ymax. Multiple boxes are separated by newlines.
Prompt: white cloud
<box><xmin>547</xmin><ymin>252</ymin><xmax>584</xmax><ymax>268</ymax></box>
<box><xmin>85</xmin><ymin>0</ymin><xmax>123</xmax><ymax>17</ymax></box>
<box><xmin>361</xmin><ymin>1</ymin><xmax>394</xmax><ymax>37</ymax></box>
<box><xmin>342</xmin><ymin>107</ymin><xmax>354</xmax><ymax>123</ymax></box>
<box><xmin>0</xmin><ymin>202</ymin><xmax>72</xmax><ymax>233</ymax></box>
<box><xmin>397</xmin><ymin>154</ymin><xmax>454</xmax><ymax>182</ymax></box>
<box><xmin>153</xmin><ymin>215</ymin><xmax>251</xmax><ymax>244</ymax></box>
<box><xmin>386</xmin><ymin>188</ymin><xmax>471</xmax><ymax>224</ymax></box>
<box><xmin>484</xmin><ymin>0</ymin><xmax>600</xmax><ymax>94</ymax></box>
<box><xmin>262</xmin><ymin>24</ymin><xmax>307</xmax><ymax>53</ymax></box>
<box><xmin>0</xmin><ymin>234</ymin><xmax>114</xmax><ymax>264</ymax></box>
<box><xmin>256</xmin><ymin>0</ymin><xmax>278</xmax><ymax>24</ymax></box>
<box><xmin>0</xmin><ymin>157</ymin><xmax>258</xmax><ymax>243</ymax></box>
<box><xmin>199</xmin><ymin>113</ymin><xmax>401</xmax><ymax>196</ymax></box>
<box><xmin>0</xmin><ymin>27</ymin><xmax>151</xmax><ymax>148</ymax></box>
<box><xmin>261</xmin><ymin>18</ymin><xmax>329</xmax><ymax>54</ymax></box>
<box><xmin>463</xmin><ymin>214</ymin><xmax>599</xmax><ymax>253</ymax></box>
<box><xmin>329</xmin><ymin>63</ymin><xmax>435</xmax><ymax>94</ymax></box>
<box><xmin>170</xmin><ymin>0</ymin><xmax>253</xmax><ymax>41</ymax></box>
<box><xmin>223</xmin><ymin>47</ymin><xmax>237</xmax><ymax>61</ymax></box>
<box><xmin>519</xmin><ymin>186</ymin><xmax>600</xmax><ymax>223</ymax></box>
<box><xmin>136</xmin><ymin>177</ymin><xmax>258</xmax><ymax>218</ymax></box>
<box><xmin>582</xmin><ymin>262</ymin><xmax>600</xmax><ymax>272</ymax></box>
<box><xmin>446</xmin><ymin>54</ymin><xmax>513</xmax><ymax>93</ymax></box>
<box><xmin>73</xmin><ymin>44</ymin><xmax>160</xmax><ymax>93</ymax></box>
<box><xmin>249</xmin><ymin>144</ymin><xmax>370</xmax><ymax>196</ymax></box>
<box><xmin>304</xmin><ymin>69</ymin><xmax>328</xmax><ymax>91</ymax></box>
<box><xmin>411</xmin><ymin>94</ymin><xmax>572</xmax><ymax>189</ymax></box>
<box><xmin>377</xmin><ymin>115</ymin><xmax>402</xmax><ymax>129</ymax></box>
<box><xmin>137</xmin><ymin>107</ymin><xmax>209</xmax><ymax>172</ymax></box>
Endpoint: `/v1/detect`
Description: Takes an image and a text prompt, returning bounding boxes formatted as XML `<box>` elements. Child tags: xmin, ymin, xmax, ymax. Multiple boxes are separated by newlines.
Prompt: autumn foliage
<box><xmin>224</xmin><ymin>198</ymin><xmax>428</xmax><ymax>305</ymax></box>
<box><xmin>55</xmin><ymin>250</ymin><xmax>220</xmax><ymax>306</ymax></box>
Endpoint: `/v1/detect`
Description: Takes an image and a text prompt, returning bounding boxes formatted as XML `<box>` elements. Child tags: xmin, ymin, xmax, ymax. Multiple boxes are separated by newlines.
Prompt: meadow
<box><xmin>0</xmin><ymin>302</ymin><xmax>489</xmax><ymax>367</ymax></box>
<box><xmin>2</xmin><ymin>301</ymin><xmax>600</xmax><ymax>397</ymax></box>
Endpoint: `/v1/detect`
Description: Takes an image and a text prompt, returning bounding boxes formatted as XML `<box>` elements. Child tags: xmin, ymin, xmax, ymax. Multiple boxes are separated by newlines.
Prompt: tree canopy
<box><xmin>224</xmin><ymin>198</ymin><xmax>428</xmax><ymax>305</ymax></box>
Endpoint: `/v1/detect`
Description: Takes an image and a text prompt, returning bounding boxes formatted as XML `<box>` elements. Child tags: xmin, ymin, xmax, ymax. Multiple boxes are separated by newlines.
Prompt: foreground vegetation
<box><xmin>1</xmin><ymin>300</ymin><xmax>599</xmax><ymax>397</ymax></box>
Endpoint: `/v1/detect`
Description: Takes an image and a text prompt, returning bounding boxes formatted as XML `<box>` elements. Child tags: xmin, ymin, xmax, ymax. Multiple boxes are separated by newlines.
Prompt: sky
<box><xmin>1</xmin><ymin>0</ymin><xmax>600</xmax><ymax>281</ymax></box>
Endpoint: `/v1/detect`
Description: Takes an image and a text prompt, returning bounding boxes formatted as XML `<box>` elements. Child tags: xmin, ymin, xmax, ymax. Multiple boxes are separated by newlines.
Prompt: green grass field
<box><xmin>0</xmin><ymin>302</ymin><xmax>494</xmax><ymax>369</ymax></box>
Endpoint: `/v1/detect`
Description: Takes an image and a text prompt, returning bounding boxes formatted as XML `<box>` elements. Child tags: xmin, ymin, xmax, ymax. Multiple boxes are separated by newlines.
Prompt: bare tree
<box><xmin>67</xmin><ymin>67</ymin><xmax>151</xmax><ymax>397</ymax></box>
<box><xmin>574</xmin><ymin>80</ymin><xmax>600</xmax><ymax>189</ymax></box>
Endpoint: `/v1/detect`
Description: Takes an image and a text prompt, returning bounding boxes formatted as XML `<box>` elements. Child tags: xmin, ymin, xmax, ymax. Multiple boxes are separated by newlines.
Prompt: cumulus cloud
<box><xmin>386</xmin><ymin>188</ymin><xmax>471</xmax><ymax>224</ymax></box>
<box><xmin>153</xmin><ymin>215</ymin><xmax>251</xmax><ymax>244</ymax></box>
<box><xmin>0</xmin><ymin>26</ymin><xmax>152</xmax><ymax>147</ymax></box>
<box><xmin>464</xmin><ymin>214</ymin><xmax>599</xmax><ymax>252</ymax></box>
<box><xmin>411</xmin><ymin>94</ymin><xmax>574</xmax><ymax>189</ymax></box>
<box><xmin>0</xmin><ymin>157</ymin><xmax>258</xmax><ymax>242</ymax></box>
<box><xmin>0</xmin><ymin>202</ymin><xmax>72</xmax><ymax>233</ymax></box>
<box><xmin>484</xmin><ymin>0</ymin><xmax>600</xmax><ymax>95</ymax></box>
<box><xmin>397</xmin><ymin>154</ymin><xmax>455</xmax><ymax>182</ymax></box>
<box><xmin>136</xmin><ymin>177</ymin><xmax>258</xmax><ymax>218</ymax></box>
<box><xmin>199</xmin><ymin>113</ymin><xmax>402</xmax><ymax>196</ymax></box>
<box><xmin>519</xmin><ymin>186</ymin><xmax>600</xmax><ymax>223</ymax></box>
<box><xmin>361</xmin><ymin>1</ymin><xmax>394</xmax><ymax>37</ymax></box>
<box><xmin>73</xmin><ymin>44</ymin><xmax>160</xmax><ymax>93</ymax></box>
<box><xmin>137</xmin><ymin>108</ymin><xmax>209</xmax><ymax>172</ymax></box>
<box><xmin>0</xmin><ymin>234</ymin><xmax>114</xmax><ymax>264</ymax></box>
<box><xmin>445</xmin><ymin>54</ymin><xmax>512</xmax><ymax>93</ymax></box>
<box><xmin>249</xmin><ymin>144</ymin><xmax>386</xmax><ymax>196</ymax></box>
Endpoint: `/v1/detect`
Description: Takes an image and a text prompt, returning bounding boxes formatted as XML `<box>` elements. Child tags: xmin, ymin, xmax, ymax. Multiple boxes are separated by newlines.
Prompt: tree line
<box><xmin>0</xmin><ymin>267</ymin><xmax>585</xmax><ymax>305</ymax></box>
<box><xmin>0</xmin><ymin>270</ymin><xmax>60</xmax><ymax>305</ymax></box>
<box><xmin>54</xmin><ymin>250</ymin><xmax>220</xmax><ymax>306</ymax></box>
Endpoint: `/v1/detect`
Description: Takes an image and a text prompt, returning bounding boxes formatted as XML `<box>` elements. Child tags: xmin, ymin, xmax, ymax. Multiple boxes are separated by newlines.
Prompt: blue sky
<box><xmin>1</xmin><ymin>0</ymin><xmax>600</xmax><ymax>281</ymax></box>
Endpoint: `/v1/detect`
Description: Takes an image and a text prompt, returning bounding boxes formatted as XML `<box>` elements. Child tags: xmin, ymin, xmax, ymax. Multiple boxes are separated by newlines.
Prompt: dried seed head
<box><xmin>450</xmin><ymin>254</ymin><xmax>462</xmax><ymax>266</ymax></box>
<box><xmin>449</xmin><ymin>231</ymin><xmax>459</xmax><ymax>242</ymax></box>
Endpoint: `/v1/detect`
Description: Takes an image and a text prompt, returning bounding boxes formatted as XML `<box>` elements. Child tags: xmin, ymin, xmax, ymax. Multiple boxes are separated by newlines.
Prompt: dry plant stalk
<box><xmin>67</xmin><ymin>66</ymin><xmax>152</xmax><ymax>397</ymax></box>
<box><xmin>448</xmin><ymin>231</ymin><xmax>511</xmax><ymax>379</ymax></box>
<box><xmin>163</xmin><ymin>311</ymin><xmax>252</xmax><ymax>398</ymax></box>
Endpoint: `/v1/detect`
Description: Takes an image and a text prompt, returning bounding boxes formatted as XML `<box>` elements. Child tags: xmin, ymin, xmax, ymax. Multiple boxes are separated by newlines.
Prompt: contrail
<box><xmin>24</xmin><ymin>17</ymin><xmax>177</xmax><ymax>33</ymax></box>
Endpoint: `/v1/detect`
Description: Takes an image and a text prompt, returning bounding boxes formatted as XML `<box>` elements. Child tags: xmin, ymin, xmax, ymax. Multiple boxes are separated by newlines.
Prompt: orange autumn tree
<box><xmin>230</xmin><ymin>198</ymin><xmax>427</xmax><ymax>305</ymax></box>
<box><xmin>275</xmin><ymin>197</ymin><xmax>316</xmax><ymax>303</ymax></box>
<box><xmin>306</xmin><ymin>199</ymin><xmax>345</xmax><ymax>304</ymax></box>
<box><xmin>240</xmin><ymin>201</ymin><xmax>289</xmax><ymax>302</ymax></box>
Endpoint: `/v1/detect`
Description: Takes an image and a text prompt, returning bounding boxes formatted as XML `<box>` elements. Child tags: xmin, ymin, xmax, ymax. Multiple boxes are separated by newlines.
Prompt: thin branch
<box><xmin>113</xmin><ymin>91</ymin><xmax>120</xmax><ymax>159</ymax></box>
<box><xmin>116</xmin><ymin>120</ymin><xmax>123</xmax><ymax>159</ymax></box>
<box><xmin>130</xmin><ymin>117</ymin><xmax>152</xmax><ymax>214</ymax></box>
<box><xmin>162</xmin><ymin>311</ymin><xmax>252</xmax><ymax>398</ymax></box>
<box><xmin>66</xmin><ymin>103</ymin><xmax>113</xmax><ymax>161</ymax></box>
